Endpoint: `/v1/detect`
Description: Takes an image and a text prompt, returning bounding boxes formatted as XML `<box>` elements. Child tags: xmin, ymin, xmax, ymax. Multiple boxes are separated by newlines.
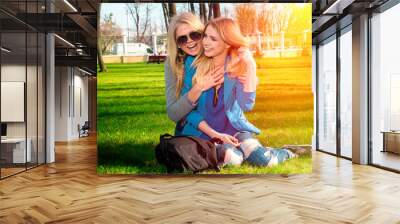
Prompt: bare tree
<box><xmin>190</xmin><ymin>3</ymin><xmax>195</xmax><ymax>14</ymax></box>
<box><xmin>257</xmin><ymin>7</ymin><xmax>270</xmax><ymax>36</ymax></box>
<box><xmin>223</xmin><ymin>7</ymin><xmax>229</xmax><ymax>17</ymax></box>
<box><xmin>99</xmin><ymin>13</ymin><xmax>123</xmax><ymax>55</ymax></box>
<box><xmin>206</xmin><ymin>3</ymin><xmax>221</xmax><ymax>20</ymax></box>
<box><xmin>126</xmin><ymin>3</ymin><xmax>152</xmax><ymax>43</ymax></box>
<box><xmin>211</xmin><ymin>3</ymin><xmax>221</xmax><ymax>18</ymax></box>
<box><xmin>97</xmin><ymin>4</ymin><xmax>106</xmax><ymax>72</ymax></box>
<box><xmin>168</xmin><ymin>3</ymin><xmax>176</xmax><ymax>19</ymax></box>
<box><xmin>234</xmin><ymin>4</ymin><xmax>257</xmax><ymax>36</ymax></box>
<box><xmin>208</xmin><ymin>3</ymin><xmax>213</xmax><ymax>20</ymax></box>
<box><xmin>257</xmin><ymin>6</ymin><xmax>274</xmax><ymax>49</ymax></box>
<box><xmin>162</xmin><ymin>3</ymin><xmax>169</xmax><ymax>30</ymax></box>
<box><xmin>267</xmin><ymin>5</ymin><xmax>293</xmax><ymax>56</ymax></box>
<box><xmin>161</xmin><ymin>3</ymin><xmax>176</xmax><ymax>31</ymax></box>
<box><xmin>270</xmin><ymin>4</ymin><xmax>292</xmax><ymax>35</ymax></box>
<box><xmin>199</xmin><ymin>3</ymin><xmax>207</xmax><ymax>23</ymax></box>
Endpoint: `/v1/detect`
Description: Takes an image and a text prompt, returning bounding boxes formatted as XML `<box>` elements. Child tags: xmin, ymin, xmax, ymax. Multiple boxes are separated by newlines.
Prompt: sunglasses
<box><xmin>176</xmin><ymin>31</ymin><xmax>202</xmax><ymax>46</ymax></box>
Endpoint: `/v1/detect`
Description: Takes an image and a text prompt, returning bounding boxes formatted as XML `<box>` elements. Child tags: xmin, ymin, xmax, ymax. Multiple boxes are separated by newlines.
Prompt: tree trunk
<box><xmin>199</xmin><ymin>3</ymin><xmax>207</xmax><ymax>23</ymax></box>
<box><xmin>162</xmin><ymin>3</ymin><xmax>169</xmax><ymax>31</ymax></box>
<box><xmin>208</xmin><ymin>3</ymin><xmax>213</xmax><ymax>20</ymax></box>
<box><xmin>135</xmin><ymin>11</ymin><xmax>140</xmax><ymax>42</ymax></box>
<box><xmin>212</xmin><ymin>3</ymin><xmax>221</xmax><ymax>18</ymax></box>
<box><xmin>190</xmin><ymin>3</ymin><xmax>195</xmax><ymax>14</ymax></box>
<box><xmin>97</xmin><ymin>4</ymin><xmax>107</xmax><ymax>72</ymax></box>
<box><xmin>139</xmin><ymin>5</ymin><xmax>150</xmax><ymax>42</ymax></box>
<box><xmin>199</xmin><ymin>3</ymin><xmax>204</xmax><ymax>22</ymax></box>
<box><xmin>168</xmin><ymin>3</ymin><xmax>176</xmax><ymax>20</ymax></box>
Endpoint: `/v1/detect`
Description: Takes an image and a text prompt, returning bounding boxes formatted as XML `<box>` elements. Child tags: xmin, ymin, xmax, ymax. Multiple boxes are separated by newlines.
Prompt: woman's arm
<box><xmin>198</xmin><ymin>121</ymin><xmax>239</xmax><ymax>146</ymax></box>
<box><xmin>165</xmin><ymin>60</ymin><xmax>223</xmax><ymax>122</ymax></box>
<box><xmin>233</xmin><ymin>50</ymin><xmax>258</xmax><ymax>112</ymax></box>
<box><xmin>183</xmin><ymin>99</ymin><xmax>239</xmax><ymax>146</ymax></box>
<box><xmin>164</xmin><ymin>62</ymin><xmax>196</xmax><ymax>122</ymax></box>
<box><xmin>186</xmin><ymin>111</ymin><xmax>240</xmax><ymax>146</ymax></box>
<box><xmin>237</xmin><ymin>48</ymin><xmax>258</xmax><ymax>93</ymax></box>
<box><xmin>183</xmin><ymin>97</ymin><xmax>239</xmax><ymax>146</ymax></box>
<box><xmin>180</xmin><ymin>57</ymin><xmax>203</xmax><ymax>104</ymax></box>
<box><xmin>235</xmin><ymin>82</ymin><xmax>256</xmax><ymax>112</ymax></box>
<box><xmin>186</xmin><ymin>65</ymin><xmax>224</xmax><ymax>103</ymax></box>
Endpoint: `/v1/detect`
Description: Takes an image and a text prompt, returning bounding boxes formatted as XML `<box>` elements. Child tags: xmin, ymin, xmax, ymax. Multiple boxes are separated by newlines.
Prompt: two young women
<box><xmin>164</xmin><ymin>12</ymin><xmax>296</xmax><ymax>167</ymax></box>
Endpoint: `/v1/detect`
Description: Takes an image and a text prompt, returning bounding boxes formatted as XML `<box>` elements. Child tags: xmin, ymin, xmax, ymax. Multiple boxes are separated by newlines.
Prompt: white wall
<box><xmin>55</xmin><ymin>67</ymin><xmax>89</xmax><ymax>141</ymax></box>
<box><xmin>55</xmin><ymin>66</ymin><xmax>70</xmax><ymax>141</ymax></box>
<box><xmin>1</xmin><ymin>65</ymin><xmax>25</xmax><ymax>81</ymax></box>
<box><xmin>74</xmin><ymin>72</ymin><xmax>89</xmax><ymax>135</ymax></box>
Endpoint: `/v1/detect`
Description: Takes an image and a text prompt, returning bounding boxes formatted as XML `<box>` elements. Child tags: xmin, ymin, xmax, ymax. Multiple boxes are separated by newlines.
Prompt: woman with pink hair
<box><xmin>178</xmin><ymin>17</ymin><xmax>300</xmax><ymax>167</ymax></box>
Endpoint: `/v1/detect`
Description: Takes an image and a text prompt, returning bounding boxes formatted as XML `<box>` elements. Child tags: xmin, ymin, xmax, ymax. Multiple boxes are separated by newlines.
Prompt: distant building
<box><xmin>112</xmin><ymin>42</ymin><xmax>153</xmax><ymax>56</ymax></box>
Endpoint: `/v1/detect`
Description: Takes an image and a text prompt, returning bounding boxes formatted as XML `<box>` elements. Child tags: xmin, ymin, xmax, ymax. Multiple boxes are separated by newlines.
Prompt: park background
<box><xmin>97</xmin><ymin>3</ymin><xmax>313</xmax><ymax>174</ymax></box>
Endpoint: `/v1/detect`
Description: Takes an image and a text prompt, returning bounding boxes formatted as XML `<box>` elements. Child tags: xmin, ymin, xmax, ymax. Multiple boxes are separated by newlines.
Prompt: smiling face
<box><xmin>202</xmin><ymin>25</ymin><xmax>229</xmax><ymax>58</ymax></box>
<box><xmin>175</xmin><ymin>23</ymin><xmax>202</xmax><ymax>56</ymax></box>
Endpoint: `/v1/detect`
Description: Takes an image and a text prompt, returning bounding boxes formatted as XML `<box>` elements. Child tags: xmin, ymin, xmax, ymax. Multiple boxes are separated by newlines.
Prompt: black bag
<box><xmin>155</xmin><ymin>134</ymin><xmax>220</xmax><ymax>173</ymax></box>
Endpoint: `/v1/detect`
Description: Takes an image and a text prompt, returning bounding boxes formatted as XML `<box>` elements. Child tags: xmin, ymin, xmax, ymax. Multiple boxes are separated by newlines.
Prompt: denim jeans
<box><xmin>216</xmin><ymin>131</ymin><xmax>296</xmax><ymax>167</ymax></box>
<box><xmin>216</xmin><ymin>143</ymin><xmax>244</xmax><ymax>166</ymax></box>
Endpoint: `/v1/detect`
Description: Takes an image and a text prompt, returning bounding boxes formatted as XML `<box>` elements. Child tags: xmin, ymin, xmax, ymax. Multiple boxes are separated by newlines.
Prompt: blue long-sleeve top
<box><xmin>179</xmin><ymin>56</ymin><xmax>260</xmax><ymax>137</ymax></box>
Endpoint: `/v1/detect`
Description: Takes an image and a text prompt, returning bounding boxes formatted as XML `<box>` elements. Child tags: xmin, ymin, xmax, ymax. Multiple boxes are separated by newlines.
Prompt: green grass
<box><xmin>97</xmin><ymin>156</ymin><xmax>311</xmax><ymax>175</ymax></box>
<box><xmin>204</xmin><ymin>156</ymin><xmax>311</xmax><ymax>174</ymax></box>
<box><xmin>97</xmin><ymin>59</ymin><xmax>313</xmax><ymax>174</ymax></box>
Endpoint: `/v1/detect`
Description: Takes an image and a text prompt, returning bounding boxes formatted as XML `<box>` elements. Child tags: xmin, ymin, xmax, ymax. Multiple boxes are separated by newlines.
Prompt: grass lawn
<box><xmin>97</xmin><ymin>58</ymin><xmax>313</xmax><ymax>174</ymax></box>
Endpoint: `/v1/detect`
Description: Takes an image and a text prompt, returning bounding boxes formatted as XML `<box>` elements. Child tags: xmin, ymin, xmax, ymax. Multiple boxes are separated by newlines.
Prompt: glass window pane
<box><xmin>340</xmin><ymin>28</ymin><xmax>352</xmax><ymax>158</ymax></box>
<box><xmin>1</xmin><ymin>0</ymin><xmax>46</xmax><ymax>179</ymax></box>
<box><xmin>318</xmin><ymin>36</ymin><xmax>337</xmax><ymax>154</ymax></box>
<box><xmin>1</xmin><ymin>31</ymin><xmax>27</xmax><ymax>177</ymax></box>
<box><xmin>27</xmin><ymin>31</ymin><xmax>38</xmax><ymax>169</ymax></box>
<box><xmin>371</xmin><ymin>4</ymin><xmax>400</xmax><ymax>171</ymax></box>
<box><xmin>38</xmin><ymin>32</ymin><xmax>45</xmax><ymax>165</ymax></box>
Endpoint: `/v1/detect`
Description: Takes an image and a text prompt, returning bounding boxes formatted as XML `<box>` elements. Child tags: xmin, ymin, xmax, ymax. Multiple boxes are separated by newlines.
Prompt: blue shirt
<box><xmin>200</xmin><ymin>84</ymin><xmax>238</xmax><ymax>140</ymax></box>
<box><xmin>178</xmin><ymin>56</ymin><xmax>261</xmax><ymax>138</ymax></box>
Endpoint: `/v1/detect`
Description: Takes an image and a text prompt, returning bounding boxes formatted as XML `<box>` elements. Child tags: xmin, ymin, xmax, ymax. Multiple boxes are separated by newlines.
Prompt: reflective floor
<box><xmin>372</xmin><ymin>150</ymin><xmax>400</xmax><ymax>171</ymax></box>
<box><xmin>0</xmin><ymin>135</ymin><xmax>399</xmax><ymax>223</ymax></box>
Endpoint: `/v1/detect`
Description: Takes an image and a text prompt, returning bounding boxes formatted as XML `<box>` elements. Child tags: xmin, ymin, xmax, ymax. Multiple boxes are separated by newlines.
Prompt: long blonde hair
<box><xmin>167</xmin><ymin>12</ymin><xmax>204</xmax><ymax>98</ymax></box>
<box><xmin>193</xmin><ymin>18</ymin><xmax>249</xmax><ymax>86</ymax></box>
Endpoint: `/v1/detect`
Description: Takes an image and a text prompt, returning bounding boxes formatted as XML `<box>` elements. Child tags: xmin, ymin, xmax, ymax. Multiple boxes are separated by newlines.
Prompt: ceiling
<box><xmin>2</xmin><ymin>0</ymin><xmax>397</xmax><ymax>73</ymax></box>
<box><xmin>312</xmin><ymin>0</ymin><xmax>390</xmax><ymax>43</ymax></box>
<box><xmin>0</xmin><ymin>0</ymin><xmax>99</xmax><ymax>74</ymax></box>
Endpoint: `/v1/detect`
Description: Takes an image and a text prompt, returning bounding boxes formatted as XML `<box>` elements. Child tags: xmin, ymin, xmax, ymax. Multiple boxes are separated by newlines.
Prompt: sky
<box><xmin>100</xmin><ymin>3</ymin><xmax>235</xmax><ymax>35</ymax></box>
<box><xmin>100</xmin><ymin>3</ymin><xmax>311</xmax><ymax>36</ymax></box>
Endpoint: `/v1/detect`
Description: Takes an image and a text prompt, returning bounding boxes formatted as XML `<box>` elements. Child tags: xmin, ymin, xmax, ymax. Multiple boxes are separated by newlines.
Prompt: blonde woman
<box><xmin>164</xmin><ymin>12</ymin><xmax>224</xmax><ymax>124</ymax></box>
<box><xmin>179</xmin><ymin>18</ymin><xmax>299</xmax><ymax>167</ymax></box>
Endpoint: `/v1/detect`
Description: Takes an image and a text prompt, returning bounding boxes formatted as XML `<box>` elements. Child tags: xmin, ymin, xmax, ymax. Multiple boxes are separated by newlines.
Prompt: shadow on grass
<box><xmin>97</xmin><ymin>141</ymin><xmax>312</xmax><ymax>175</ymax></box>
<box><xmin>97</xmin><ymin>137</ymin><xmax>312</xmax><ymax>175</ymax></box>
<box><xmin>97</xmin><ymin>141</ymin><xmax>170</xmax><ymax>174</ymax></box>
<box><xmin>98</xmin><ymin>142</ymin><xmax>156</xmax><ymax>166</ymax></box>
